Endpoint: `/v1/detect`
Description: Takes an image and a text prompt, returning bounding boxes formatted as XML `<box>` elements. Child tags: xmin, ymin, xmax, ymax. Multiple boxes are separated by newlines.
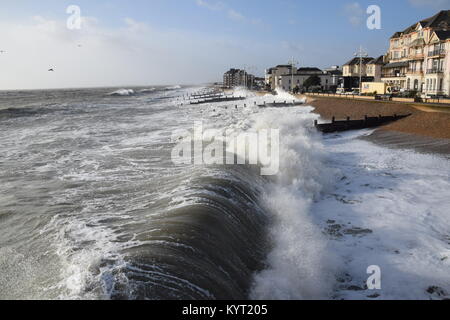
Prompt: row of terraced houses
<box><xmin>343</xmin><ymin>10</ymin><xmax>450</xmax><ymax>97</ymax></box>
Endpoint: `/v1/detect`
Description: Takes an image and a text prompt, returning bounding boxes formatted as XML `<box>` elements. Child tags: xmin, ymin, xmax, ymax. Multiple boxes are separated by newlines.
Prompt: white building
<box><xmin>278</xmin><ymin>68</ymin><xmax>334</xmax><ymax>92</ymax></box>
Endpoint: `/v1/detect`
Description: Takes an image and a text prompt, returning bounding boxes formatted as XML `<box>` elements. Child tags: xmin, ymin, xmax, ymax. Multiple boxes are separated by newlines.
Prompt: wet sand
<box><xmin>305</xmin><ymin>96</ymin><xmax>450</xmax><ymax>155</ymax></box>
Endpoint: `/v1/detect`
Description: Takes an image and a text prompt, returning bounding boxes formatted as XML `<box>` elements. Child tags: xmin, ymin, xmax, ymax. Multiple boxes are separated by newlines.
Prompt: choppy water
<box><xmin>1</xmin><ymin>86</ymin><xmax>450</xmax><ymax>300</ymax></box>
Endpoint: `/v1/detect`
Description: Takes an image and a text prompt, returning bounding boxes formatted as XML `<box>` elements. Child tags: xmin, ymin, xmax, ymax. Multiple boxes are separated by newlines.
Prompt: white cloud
<box><xmin>0</xmin><ymin>16</ymin><xmax>279</xmax><ymax>89</ymax></box>
<box><xmin>344</xmin><ymin>2</ymin><xmax>364</xmax><ymax>26</ymax></box>
<box><xmin>408</xmin><ymin>0</ymin><xmax>450</xmax><ymax>9</ymax></box>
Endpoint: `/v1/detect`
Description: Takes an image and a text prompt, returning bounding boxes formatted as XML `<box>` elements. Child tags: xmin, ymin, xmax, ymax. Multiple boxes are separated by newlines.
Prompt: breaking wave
<box><xmin>108</xmin><ymin>89</ymin><xmax>135</xmax><ymax>96</ymax></box>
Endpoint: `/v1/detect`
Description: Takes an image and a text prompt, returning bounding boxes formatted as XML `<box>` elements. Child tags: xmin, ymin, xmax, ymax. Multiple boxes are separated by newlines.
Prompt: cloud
<box><xmin>408</xmin><ymin>0</ymin><xmax>450</xmax><ymax>9</ymax></box>
<box><xmin>344</xmin><ymin>2</ymin><xmax>364</xmax><ymax>26</ymax></box>
<box><xmin>0</xmin><ymin>15</ymin><xmax>280</xmax><ymax>89</ymax></box>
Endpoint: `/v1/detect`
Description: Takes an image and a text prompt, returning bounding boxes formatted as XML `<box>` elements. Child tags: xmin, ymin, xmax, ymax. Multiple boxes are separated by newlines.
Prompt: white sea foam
<box><xmin>243</xmin><ymin>103</ymin><xmax>341</xmax><ymax>300</ymax></box>
<box><xmin>165</xmin><ymin>85</ymin><xmax>182</xmax><ymax>90</ymax></box>
<box><xmin>138</xmin><ymin>88</ymin><xmax>156</xmax><ymax>93</ymax></box>
<box><xmin>108</xmin><ymin>89</ymin><xmax>135</xmax><ymax>96</ymax></box>
<box><xmin>313</xmin><ymin>131</ymin><xmax>450</xmax><ymax>300</ymax></box>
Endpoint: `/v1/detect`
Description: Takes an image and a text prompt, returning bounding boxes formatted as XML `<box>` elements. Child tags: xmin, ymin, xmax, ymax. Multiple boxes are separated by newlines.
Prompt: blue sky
<box><xmin>1</xmin><ymin>0</ymin><xmax>449</xmax><ymax>89</ymax></box>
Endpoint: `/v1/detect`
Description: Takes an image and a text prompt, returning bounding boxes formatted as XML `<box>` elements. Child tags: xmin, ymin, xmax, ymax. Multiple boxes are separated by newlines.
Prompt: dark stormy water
<box><xmin>1</xmin><ymin>86</ymin><xmax>450</xmax><ymax>300</ymax></box>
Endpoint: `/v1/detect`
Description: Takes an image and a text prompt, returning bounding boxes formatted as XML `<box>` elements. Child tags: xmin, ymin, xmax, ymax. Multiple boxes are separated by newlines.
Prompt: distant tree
<box><xmin>303</xmin><ymin>75</ymin><xmax>321</xmax><ymax>91</ymax></box>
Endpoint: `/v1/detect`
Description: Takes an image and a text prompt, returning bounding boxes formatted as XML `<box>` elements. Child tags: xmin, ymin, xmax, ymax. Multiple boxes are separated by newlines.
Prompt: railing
<box><xmin>305</xmin><ymin>92</ymin><xmax>450</xmax><ymax>105</ymax></box>
<box><xmin>428</xmin><ymin>49</ymin><xmax>446</xmax><ymax>57</ymax></box>
<box><xmin>427</xmin><ymin>69</ymin><xmax>444</xmax><ymax>74</ymax></box>
<box><xmin>381</xmin><ymin>73</ymin><xmax>406</xmax><ymax>78</ymax></box>
<box><xmin>390</xmin><ymin>56</ymin><xmax>408</xmax><ymax>61</ymax></box>
<box><xmin>407</xmin><ymin>69</ymin><xmax>423</xmax><ymax>75</ymax></box>
<box><xmin>408</xmin><ymin>53</ymin><xmax>424</xmax><ymax>59</ymax></box>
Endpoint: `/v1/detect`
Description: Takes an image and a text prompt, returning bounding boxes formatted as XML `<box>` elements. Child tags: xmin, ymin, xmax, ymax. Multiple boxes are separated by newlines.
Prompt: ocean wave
<box><xmin>165</xmin><ymin>85</ymin><xmax>182</xmax><ymax>90</ymax></box>
<box><xmin>108</xmin><ymin>89</ymin><xmax>135</xmax><ymax>96</ymax></box>
<box><xmin>138</xmin><ymin>88</ymin><xmax>156</xmax><ymax>93</ymax></box>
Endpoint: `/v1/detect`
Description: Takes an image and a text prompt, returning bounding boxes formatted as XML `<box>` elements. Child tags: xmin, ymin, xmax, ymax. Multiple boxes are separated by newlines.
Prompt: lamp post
<box><xmin>354</xmin><ymin>46</ymin><xmax>368</xmax><ymax>95</ymax></box>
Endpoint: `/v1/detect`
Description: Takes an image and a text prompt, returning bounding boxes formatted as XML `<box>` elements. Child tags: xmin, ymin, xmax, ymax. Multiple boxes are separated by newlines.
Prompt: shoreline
<box><xmin>303</xmin><ymin>96</ymin><xmax>450</xmax><ymax>155</ymax></box>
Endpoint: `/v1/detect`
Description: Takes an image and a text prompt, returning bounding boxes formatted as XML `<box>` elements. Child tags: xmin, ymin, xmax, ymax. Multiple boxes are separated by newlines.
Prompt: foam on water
<box><xmin>1</xmin><ymin>86</ymin><xmax>449</xmax><ymax>300</ymax></box>
<box><xmin>108</xmin><ymin>89</ymin><xmax>135</xmax><ymax>96</ymax></box>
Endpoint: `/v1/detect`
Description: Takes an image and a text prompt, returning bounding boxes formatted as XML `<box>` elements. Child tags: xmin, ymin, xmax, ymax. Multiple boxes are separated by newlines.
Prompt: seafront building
<box><xmin>342</xmin><ymin>56</ymin><xmax>384</xmax><ymax>90</ymax></box>
<box><xmin>381</xmin><ymin>10</ymin><xmax>450</xmax><ymax>96</ymax></box>
<box><xmin>265</xmin><ymin>65</ymin><xmax>297</xmax><ymax>91</ymax></box>
<box><xmin>265</xmin><ymin>65</ymin><xmax>340</xmax><ymax>92</ymax></box>
<box><xmin>223</xmin><ymin>68</ymin><xmax>255</xmax><ymax>89</ymax></box>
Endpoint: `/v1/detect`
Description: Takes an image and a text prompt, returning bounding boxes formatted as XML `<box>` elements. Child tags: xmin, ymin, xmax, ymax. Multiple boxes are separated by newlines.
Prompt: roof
<box><xmin>224</xmin><ymin>68</ymin><xmax>245</xmax><ymax>75</ymax></box>
<box><xmin>326</xmin><ymin>70</ymin><xmax>343</xmax><ymax>75</ymax></box>
<box><xmin>423</xmin><ymin>10</ymin><xmax>450</xmax><ymax>29</ymax></box>
<box><xmin>434</xmin><ymin>30</ymin><xmax>450</xmax><ymax>41</ymax></box>
<box><xmin>343</xmin><ymin>57</ymin><xmax>374</xmax><ymax>66</ymax></box>
<box><xmin>391</xmin><ymin>32</ymin><xmax>402</xmax><ymax>39</ymax></box>
<box><xmin>391</xmin><ymin>10</ymin><xmax>450</xmax><ymax>39</ymax></box>
<box><xmin>382</xmin><ymin>61</ymin><xmax>409</xmax><ymax>69</ymax></box>
<box><xmin>276</xmin><ymin>65</ymin><xmax>293</xmax><ymax>68</ymax></box>
<box><xmin>368</xmin><ymin>56</ymin><xmax>385</xmax><ymax>65</ymax></box>
<box><xmin>297</xmin><ymin>67</ymin><xmax>322</xmax><ymax>72</ymax></box>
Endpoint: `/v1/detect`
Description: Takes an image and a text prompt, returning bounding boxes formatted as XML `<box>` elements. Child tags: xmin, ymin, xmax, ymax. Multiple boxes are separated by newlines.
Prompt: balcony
<box><xmin>427</xmin><ymin>68</ymin><xmax>444</xmax><ymax>74</ymax></box>
<box><xmin>407</xmin><ymin>69</ymin><xmax>423</xmax><ymax>75</ymax></box>
<box><xmin>428</xmin><ymin>49</ymin><xmax>446</xmax><ymax>57</ymax></box>
<box><xmin>408</xmin><ymin>53</ymin><xmax>424</xmax><ymax>60</ymax></box>
<box><xmin>382</xmin><ymin>72</ymin><xmax>406</xmax><ymax>78</ymax></box>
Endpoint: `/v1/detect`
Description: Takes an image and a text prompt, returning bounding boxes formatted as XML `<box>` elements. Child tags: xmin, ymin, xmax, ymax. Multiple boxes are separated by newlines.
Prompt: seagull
<box><xmin>48</xmin><ymin>68</ymin><xmax>55</xmax><ymax>72</ymax></box>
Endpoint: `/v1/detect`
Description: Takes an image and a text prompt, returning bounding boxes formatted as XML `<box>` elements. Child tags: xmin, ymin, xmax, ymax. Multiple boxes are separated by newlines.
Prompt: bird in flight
<box><xmin>48</xmin><ymin>68</ymin><xmax>55</xmax><ymax>72</ymax></box>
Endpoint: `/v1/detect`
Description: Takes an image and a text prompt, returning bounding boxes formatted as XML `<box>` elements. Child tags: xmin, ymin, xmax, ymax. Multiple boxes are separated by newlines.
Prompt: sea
<box><xmin>0</xmin><ymin>86</ymin><xmax>449</xmax><ymax>300</ymax></box>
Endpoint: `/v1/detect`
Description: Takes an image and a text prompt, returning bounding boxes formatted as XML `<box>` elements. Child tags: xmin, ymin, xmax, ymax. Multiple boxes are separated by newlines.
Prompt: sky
<box><xmin>0</xmin><ymin>0</ymin><xmax>449</xmax><ymax>89</ymax></box>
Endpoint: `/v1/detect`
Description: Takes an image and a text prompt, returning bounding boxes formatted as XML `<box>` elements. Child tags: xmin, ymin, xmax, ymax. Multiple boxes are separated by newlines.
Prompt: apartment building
<box><xmin>382</xmin><ymin>10</ymin><xmax>450</xmax><ymax>96</ymax></box>
<box><xmin>223</xmin><ymin>69</ymin><xmax>255</xmax><ymax>89</ymax></box>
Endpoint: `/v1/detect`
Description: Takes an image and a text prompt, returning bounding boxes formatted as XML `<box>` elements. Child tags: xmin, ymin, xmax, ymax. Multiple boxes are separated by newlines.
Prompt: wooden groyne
<box><xmin>189</xmin><ymin>96</ymin><xmax>246</xmax><ymax>105</ymax></box>
<box><xmin>258</xmin><ymin>100</ymin><xmax>305</xmax><ymax>108</ymax></box>
<box><xmin>315</xmin><ymin>114</ymin><xmax>411</xmax><ymax>133</ymax></box>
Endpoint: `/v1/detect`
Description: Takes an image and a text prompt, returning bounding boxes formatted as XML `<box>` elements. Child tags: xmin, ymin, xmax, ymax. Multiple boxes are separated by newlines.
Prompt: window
<box><xmin>439</xmin><ymin>79</ymin><xmax>443</xmax><ymax>91</ymax></box>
